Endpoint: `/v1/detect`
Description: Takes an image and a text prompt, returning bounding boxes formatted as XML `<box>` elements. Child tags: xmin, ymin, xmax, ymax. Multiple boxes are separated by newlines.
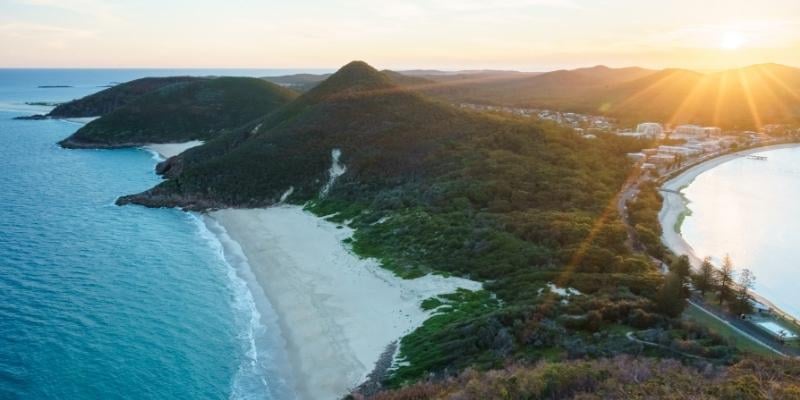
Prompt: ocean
<box><xmin>0</xmin><ymin>69</ymin><xmax>325</xmax><ymax>399</ymax></box>
<box><xmin>681</xmin><ymin>146</ymin><xmax>800</xmax><ymax>319</ymax></box>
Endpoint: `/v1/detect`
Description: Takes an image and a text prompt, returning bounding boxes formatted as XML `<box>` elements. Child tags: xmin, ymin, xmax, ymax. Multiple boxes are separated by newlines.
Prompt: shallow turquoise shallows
<box><xmin>0</xmin><ymin>70</ymin><xmax>307</xmax><ymax>399</ymax></box>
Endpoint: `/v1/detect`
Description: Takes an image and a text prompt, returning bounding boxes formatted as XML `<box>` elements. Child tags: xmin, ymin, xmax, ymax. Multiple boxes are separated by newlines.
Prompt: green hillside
<box><xmin>119</xmin><ymin>62</ymin><xmax>726</xmax><ymax>384</ymax></box>
<box><xmin>48</xmin><ymin>76</ymin><xmax>204</xmax><ymax>118</ymax></box>
<box><xmin>59</xmin><ymin>77</ymin><xmax>297</xmax><ymax>148</ymax></box>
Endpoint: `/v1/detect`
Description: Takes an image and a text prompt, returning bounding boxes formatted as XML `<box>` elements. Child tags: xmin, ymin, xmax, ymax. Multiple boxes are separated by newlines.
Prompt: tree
<box><xmin>692</xmin><ymin>256</ymin><xmax>716</xmax><ymax>297</ymax></box>
<box><xmin>670</xmin><ymin>255</ymin><xmax>692</xmax><ymax>280</ymax></box>
<box><xmin>717</xmin><ymin>254</ymin><xmax>736</xmax><ymax>306</ymax></box>
<box><xmin>656</xmin><ymin>272</ymin><xmax>688</xmax><ymax>317</ymax></box>
<box><xmin>730</xmin><ymin>268</ymin><xmax>756</xmax><ymax>315</ymax></box>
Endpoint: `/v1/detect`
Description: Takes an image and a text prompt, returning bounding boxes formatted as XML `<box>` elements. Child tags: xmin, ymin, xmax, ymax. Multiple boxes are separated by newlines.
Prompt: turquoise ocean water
<box><xmin>0</xmin><ymin>69</ymin><xmax>325</xmax><ymax>399</ymax></box>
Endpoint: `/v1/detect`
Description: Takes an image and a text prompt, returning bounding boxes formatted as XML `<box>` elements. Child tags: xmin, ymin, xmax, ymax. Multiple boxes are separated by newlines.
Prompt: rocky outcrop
<box><xmin>57</xmin><ymin>137</ymin><xmax>146</xmax><ymax>150</ymax></box>
<box><xmin>115</xmin><ymin>190</ymin><xmax>225</xmax><ymax>211</ymax></box>
<box><xmin>13</xmin><ymin>114</ymin><xmax>48</xmax><ymax>120</ymax></box>
<box><xmin>154</xmin><ymin>156</ymin><xmax>183</xmax><ymax>178</ymax></box>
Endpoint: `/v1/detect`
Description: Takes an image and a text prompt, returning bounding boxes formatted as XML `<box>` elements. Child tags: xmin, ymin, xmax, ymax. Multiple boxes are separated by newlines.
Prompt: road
<box><xmin>615</xmin><ymin>152</ymin><xmax>799</xmax><ymax>358</ymax></box>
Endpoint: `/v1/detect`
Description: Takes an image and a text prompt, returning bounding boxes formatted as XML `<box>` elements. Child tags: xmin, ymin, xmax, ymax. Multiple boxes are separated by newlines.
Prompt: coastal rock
<box><xmin>115</xmin><ymin>190</ymin><xmax>245</xmax><ymax>211</ymax></box>
<box><xmin>57</xmin><ymin>137</ymin><xmax>144</xmax><ymax>150</ymax></box>
<box><xmin>13</xmin><ymin>114</ymin><xmax>48</xmax><ymax>120</ymax></box>
<box><xmin>155</xmin><ymin>156</ymin><xmax>183</xmax><ymax>178</ymax></box>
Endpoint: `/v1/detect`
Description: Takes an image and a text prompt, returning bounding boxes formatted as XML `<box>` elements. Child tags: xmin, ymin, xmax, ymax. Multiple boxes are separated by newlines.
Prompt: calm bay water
<box><xmin>0</xmin><ymin>69</ymin><xmax>311</xmax><ymax>399</ymax></box>
<box><xmin>682</xmin><ymin>146</ymin><xmax>800</xmax><ymax>319</ymax></box>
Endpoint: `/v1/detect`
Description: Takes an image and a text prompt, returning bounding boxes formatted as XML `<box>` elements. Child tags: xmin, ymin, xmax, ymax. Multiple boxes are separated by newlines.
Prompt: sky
<box><xmin>2</xmin><ymin>0</ymin><xmax>800</xmax><ymax>71</ymax></box>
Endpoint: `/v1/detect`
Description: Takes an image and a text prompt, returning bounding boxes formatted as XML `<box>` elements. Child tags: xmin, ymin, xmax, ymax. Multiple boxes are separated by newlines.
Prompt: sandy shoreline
<box><xmin>207</xmin><ymin>206</ymin><xmax>481</xmax><ymax>400</ymax></box>
<box><xmin>142</xmin><ymin>140</ymin><xmax>204</xmax><ymax>159</ymax></box>
<box><xmin>659</xmin><ymin>142</ymin><xmax>800</xmax><ymax>318</ymax></box>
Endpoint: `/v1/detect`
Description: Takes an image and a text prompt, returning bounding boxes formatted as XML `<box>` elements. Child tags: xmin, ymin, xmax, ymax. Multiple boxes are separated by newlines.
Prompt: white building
<box><xmin>673</xmin><ymin>124</ymin><xmax>707</xmax><ymax>137</ymax></box>
<box><xmin>649</xmin><ymin>154</ymin><xmax>676</xmax><ymax>164</ymax></box>
<box><xmin>703</xmin><ymin>126</ymin><xmax>722</xmax><ymax>136</ymax></box>
<box><xmin>617</xmin><ymin>131</ymin><xmax>653</xmax><ymax>139</ymax></box>
<box><xmin>658</xmin><ymin>145</ymin><xmax>701</xmax><ymax>156</ymax></box>
<box><xmin>636</xmin><ymin>122</ymin><xmax>663</xmax><ymax>138</ymax></box>
<box><xmin>626</xmin><ymin>152</ymin><xmax>647</xmax><ymax>162</ymax></box>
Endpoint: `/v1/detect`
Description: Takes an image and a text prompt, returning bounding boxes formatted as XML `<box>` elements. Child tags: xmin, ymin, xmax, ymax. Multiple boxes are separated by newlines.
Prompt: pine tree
<box><xmin>692</xmin><ymin>256</ymin><xmax>716</xmax><ymax>297</ymax></box>
<box><xmin>656</xmin><ymin>272</ymin><xmax>688</xmax><ymax>317</ymax></box>
<box><xmin>730</xmin><ymin>268</ymin><xmax>756</xmax><ymax>315</ymax></box>
<box><xmin>717</xmin><ymin>254</ymin><xmax>735</xmax><ymax>306</ymax></box>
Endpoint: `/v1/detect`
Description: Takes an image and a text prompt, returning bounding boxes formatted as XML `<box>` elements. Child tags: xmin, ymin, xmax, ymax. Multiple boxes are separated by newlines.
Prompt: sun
<box><xmin>721</xmin><ymin>31</ymin><xmax>745</xmax><ymax>50</ymax></box>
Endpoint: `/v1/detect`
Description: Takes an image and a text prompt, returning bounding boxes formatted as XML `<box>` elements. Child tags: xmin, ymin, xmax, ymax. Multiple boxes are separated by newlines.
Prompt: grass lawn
<box><xmin>683</xmin><ymin>305</ymin><xmax>776</xmax><ymax>357</ymax></box>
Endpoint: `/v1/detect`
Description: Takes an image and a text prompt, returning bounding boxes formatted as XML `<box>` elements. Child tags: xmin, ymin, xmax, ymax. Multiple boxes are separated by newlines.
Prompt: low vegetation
<box><xmin>357</xmin><ymin>356</ymin><xmax>800</xmax><ymax>399</ymax></box>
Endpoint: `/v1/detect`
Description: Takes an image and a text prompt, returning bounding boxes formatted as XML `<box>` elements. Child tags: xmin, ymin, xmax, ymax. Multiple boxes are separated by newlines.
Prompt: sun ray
<box><xmin>751</xmin><ymin>67</ymin><xmax>795</xmax><ymax>122</ymax></box>
<box><xmin>712</xmin><ymin>71</ymin><xmax>731</xmax><ymax>127</ymax></box>
<box><xmin>738</xmin><ymin>69</ymin><xmax>764</xmax><ymax>131</ymax></box>
<box><xmin>613</xmin><ymin>70</ymin><xmax>685</xmax><ymax>111</ymax></box>
<box><xmin>758</xmin><ymin>65</ymin><xmax>800</xmax><ymax>101</ymax></box>
<box><xmin>555</xmin><ymin>165</ymin><xmax>643</xmax><ymax>289</ymax></box>
<box><xmin>667</xmin><ymin>75</ymin><xmax>711</xmax><ymax>126</ymax></box>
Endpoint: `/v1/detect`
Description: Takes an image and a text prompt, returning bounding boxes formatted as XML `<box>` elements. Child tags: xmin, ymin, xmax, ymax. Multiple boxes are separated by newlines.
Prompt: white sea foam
<box><xmin>188</xmin><ymin>213</ymin><xmax>296</xmax><ymax>400</ymax></box>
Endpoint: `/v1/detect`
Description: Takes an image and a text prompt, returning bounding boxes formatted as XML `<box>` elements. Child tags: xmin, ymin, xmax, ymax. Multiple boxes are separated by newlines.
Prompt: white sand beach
<box><xmin>60</xmin><ymin>116</ymin><xmax>100</xmax><ymax>125</ymax></box>
<box><xmin>142</xmin><ymin>140</ymin><xmax>204</xmax><ymax>159</ymax></box>
<box><xmin>207</xmin><ymin>206</ymin><xmax>482</xmax><ymax>400</ymax></box>
<box><xmin>658</xmin><ymin>143</ymin><xmax>800</xmax><ymax>268</ymax></box>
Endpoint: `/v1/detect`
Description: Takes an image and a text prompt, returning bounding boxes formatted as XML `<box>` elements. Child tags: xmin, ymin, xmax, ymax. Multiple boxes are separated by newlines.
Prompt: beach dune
<box><xmin>142</xmin><ymin>140</ymin><xmax>204</xmax><ymax>159</ymax></box>
<box><xmin>208</xmin><ymin>206</ymin><xmax>481</xmax><ymax>400</ymax></box>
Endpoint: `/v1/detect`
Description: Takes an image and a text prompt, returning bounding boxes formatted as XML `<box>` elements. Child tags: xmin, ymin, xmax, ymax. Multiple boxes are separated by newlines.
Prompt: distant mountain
<box><xmin>413</xmin><ymin>63</ymin><xmax>800</xmax><ymax>129</ymax></box>
<box><xmin>417</xmin><ymin>65</ymin><xmax>654</xmax><ymax>109</ymax></box>
<box><xmin>262</xmin><ymin>69</ymin><xmax>435</xmax><ymax>92</ymax></box>
<box><xmin>595</xmin><ymin>63</ymin><xmax>800</xmax><ymax>129</ymax></box>
<box><xmin>48</xmin><ymin>77</ymin><xmax>204</xmax><ymax>118</ymax></box>
<box><xmin>399</xmin><ymin>69</ymin><xmax>540</xmax><ymax>76</ymax></box>
<box><xmin>262</xmin><ymin>73</ymin><xmax>331</xmax><ymax>92</ymax></box>
<box><xmin>59</xmin><ymin>77</ymin><xmax>297</xmax><ymax>148</ymax></box>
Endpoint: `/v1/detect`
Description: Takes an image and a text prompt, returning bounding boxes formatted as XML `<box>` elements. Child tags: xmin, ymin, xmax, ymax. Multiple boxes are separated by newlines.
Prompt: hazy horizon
<box><xmin>3</xmin><ymin>0</ymin><xmax>800</xmax><ymax>71</ymax></box>
<box><xmin>1</xmin><ymin>62</ymin><xmax>798</xmax><ymax>74</ymax></box>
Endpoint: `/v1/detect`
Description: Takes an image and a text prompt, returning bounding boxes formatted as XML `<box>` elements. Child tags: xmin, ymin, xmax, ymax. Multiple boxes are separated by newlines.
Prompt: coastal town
<box><xmin>459</xmin><ymin>102</ymin><xmax>799</xmax><ymax>175</ymax></box>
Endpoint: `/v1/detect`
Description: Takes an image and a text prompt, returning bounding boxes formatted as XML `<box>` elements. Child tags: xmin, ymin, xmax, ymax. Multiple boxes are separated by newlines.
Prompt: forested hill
<box><xmin>262</xmin><ymin>69</ymin><xmax>433</xmax><ymax>92</ymax></box>
<box><xmin>416</xmin><ymin>63</ymin><xmax>800</xmax><ymax>129</ymax></box>
<box><xmin>121</xmin><ymin>61</ymin><xmax>638</xmax><ymax>215</ymax></box>
<box><xmin>48</xmin><ymin>76</ymin><xmax>204</xmax><ymax>118</ymax></box>
<box><xmin>117</xmin><ymin>62</ymin><xmax>700</xmax><ymax>385</ymax></box>
<box><xmin>59</xmin><ymin>77</ymin><xmax>297</xmax><ymax>148</ymax></box>
<box><xmin>418</xmin><ymin>65</ymin><xmax>654</xmax><ymax>108</ymax></box>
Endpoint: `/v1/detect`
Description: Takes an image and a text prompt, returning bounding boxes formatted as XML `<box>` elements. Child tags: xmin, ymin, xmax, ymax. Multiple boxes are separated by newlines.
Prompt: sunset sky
<box><xmin>2</xmin><ymin>0</ymin><xmax>800</xmax><ymax>71</ymax></box>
